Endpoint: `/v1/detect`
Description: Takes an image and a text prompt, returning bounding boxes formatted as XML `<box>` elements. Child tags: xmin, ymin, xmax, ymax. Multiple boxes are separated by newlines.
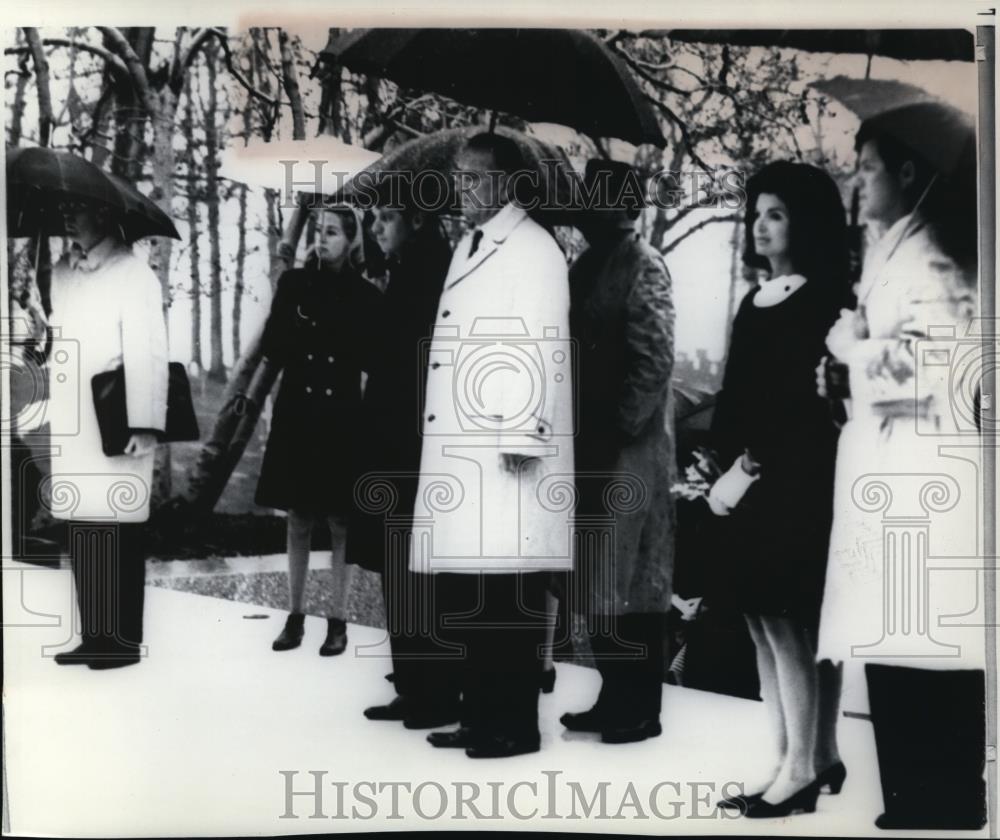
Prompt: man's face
<box><xmin>371</xmin><ymin>208</ymin><xmax>417</xmax><ymax>258</ymax></box>
<box><xmin>856</xmin><ymin>139</ymin><xmax>906</xmax><ymax>225</ymax></box>
<box><xmin>455</xmin><ymin>148</ymin><xmax>506</xmax><ymax>227</ymax></box>
<box><xmin>59</xmin><ymin>199</ymin><xmax>105</xmax><ymax>250</ymax></box>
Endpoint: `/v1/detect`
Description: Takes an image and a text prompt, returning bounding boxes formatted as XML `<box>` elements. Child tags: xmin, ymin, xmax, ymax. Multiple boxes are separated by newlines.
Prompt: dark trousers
<box><xmin>69</xmin><ymin>521</ymin><xmax>146</xmax><ymax>653</ymax></box>
<box><xmin>383</xmin><ymin>561</ymin><xmax>462</xmax><ymax>712</ymax></box>
<box><xmin>438</xmin><ymin>572</ymin><xmax>548</xmax><ymax>741</ymax></box>
<box><xmin>866</xmin><ymin>664</ymin><xmax>987</xmax><ymax>829</ymax></box>
<box><xmin>590</xmin><ymin>612</ymin><xmax>666</xmax><ymax>724</ymax></box>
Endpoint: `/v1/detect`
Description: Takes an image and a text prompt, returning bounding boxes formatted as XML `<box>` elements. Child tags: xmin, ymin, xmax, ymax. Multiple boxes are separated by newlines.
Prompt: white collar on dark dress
<box><xmin>753</xmin><ymin>273</ymin><xmax>807</xmax><ymax>308</ymax></box>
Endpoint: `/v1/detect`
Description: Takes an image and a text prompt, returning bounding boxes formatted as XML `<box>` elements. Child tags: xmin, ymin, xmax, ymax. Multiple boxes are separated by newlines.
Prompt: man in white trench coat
<box><xmin>411</xmin><ymin>133</ymin><xmax>574</xmax><ymax>758</ymax></box>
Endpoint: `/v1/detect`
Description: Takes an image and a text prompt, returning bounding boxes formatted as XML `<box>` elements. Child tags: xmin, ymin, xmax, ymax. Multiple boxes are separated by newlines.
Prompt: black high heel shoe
<box><xmin>717</xmin><ymin>791</ymin><xmax>763</xmax><ymax>811</ymax></box>
<box><xmin>540</xmin><ymin>668</ymin><xmax>556</xmax><ymax>694</ymax></box>
<box><xmin>744</xmin><ymin>779</ymin><xmax>820</xmax><ymax>819</ymax></box>
<box><xmin>816</xmin><ymin>761</ymin><xmax>846</xmax><ymax>795</ymax></box>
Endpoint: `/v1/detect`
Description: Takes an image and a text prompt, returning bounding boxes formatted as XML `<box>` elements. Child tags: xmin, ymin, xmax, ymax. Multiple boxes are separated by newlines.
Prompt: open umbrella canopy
<box><xmin>336</xmin><ymin>125</ymin><xmax>584</xmax><ymax>224</ymax></box>
<box><xmin>105</xmin><ymin>173</ymin><xmax>180</xmax><ymax>241</ymax></box>
<box><xmin>7</xmin><ymin>146</ymin><xmax>178</xmax><ymax>241</ymax></box>
<box><xmin>7</xmin><ymin>146</ymin><xmax>124</xmax><ymax>236</ymax></box>
<box><xmin>811</xmin><ymin>76</ymin><xmax>942</xmax><ymax>121</ymax></box>
<box><xmin>321</xmin><ymin>28</ymin><xmax>667</xmax><ymax>148</ymax></box>
<box><xmin>809</xmin><ymin>80</ymin><xmax>974</xmax><ymax>177</ymax></box>
<box><xmin>666</xmin><ymin>29</ymin><xmax>975</xmax><ymax>62</ymax></box>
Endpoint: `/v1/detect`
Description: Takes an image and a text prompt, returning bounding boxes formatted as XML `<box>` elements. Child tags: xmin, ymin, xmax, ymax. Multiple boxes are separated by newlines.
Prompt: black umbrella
<box><xmin>105</xmin><ymin>173</ymin><xmax>180</xmax><ymax>241</ymax></box>
<box><xmin>666</xmin><ymin>29</ymin><xmax>975</xmax><ymax>63</ymax></box>
<box><xmin>321</xmin><ymin>28</ymin><xmax>667</xmax><ymax>148</ymax></box>
<box><xmin>337</xmin><ymin>125</ymin><xmax>584</xmax><ymax>224</ymax></box>
<box><xmin>7</xmin><ymin>146</ymin><xmax>124</xmax><ymax>236</ymax></box>
<box><xmin>6</xmin><ymin>147</ymin><xmax>179</xmax><ymax>241</ymax></box>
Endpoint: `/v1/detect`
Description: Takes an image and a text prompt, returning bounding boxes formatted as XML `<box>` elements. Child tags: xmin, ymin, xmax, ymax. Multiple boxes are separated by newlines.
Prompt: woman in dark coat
<box><xmin>346</xmin><ymin>199</ymin><xmax>457</xmax><ymax>727</ymax></box>
<box><xmin>257</xmin><ymin>206</ymin><xmax>382</xmax><ymax>655</ymax></box>
<box><xmin>708</xmin><ymin>162</ymin><xmax>847</xmax><ymax>817</ymax></box>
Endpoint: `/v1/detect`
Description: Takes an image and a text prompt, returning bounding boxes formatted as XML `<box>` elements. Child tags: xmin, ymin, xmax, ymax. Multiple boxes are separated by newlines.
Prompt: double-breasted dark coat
<box><xmin>346</xmin><ymin>229</ymin><xmax>453</xmax><ymax>572</ymax></box>
<box><xmin>569</xmin><ymin>227</ymin><xmax>677</xmax><ymax>616</ymax></box>
<box><xmin>255</xmin><ymin>264</ymin><xmax>382</xmax><ymax>514</ymax></box>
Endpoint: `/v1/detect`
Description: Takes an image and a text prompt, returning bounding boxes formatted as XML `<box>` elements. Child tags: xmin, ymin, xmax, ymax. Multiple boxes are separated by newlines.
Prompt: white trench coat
<box><xmin>817</xmin><ymin>213</ymin><xmax>985</xmax><ymax>712</ymax></box>
<box><xmin>410</xmin><ymin>205</ymin><xmax>575</xmax><ymax>574</ymax></box>
<box><xmin>44</xmin><ymin>237</ymin><xmax>168</xmax><ymax>524</ymax></box>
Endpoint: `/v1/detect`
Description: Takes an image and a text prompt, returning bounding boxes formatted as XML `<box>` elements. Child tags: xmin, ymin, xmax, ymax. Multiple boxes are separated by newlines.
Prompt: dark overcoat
<box><xmin>569</xmin><ymin>228</ymin><xmax>677</xmax><ymax>616</ymax></box>
<box><xmin>255</xmin><ymin>265</ymin><xmax>382</xmax><ymax>513</ymax></box>
<box><xmin>346</xmin><ymin>230</ymin><xmax>452</xmax><ymax>572</ymax></box>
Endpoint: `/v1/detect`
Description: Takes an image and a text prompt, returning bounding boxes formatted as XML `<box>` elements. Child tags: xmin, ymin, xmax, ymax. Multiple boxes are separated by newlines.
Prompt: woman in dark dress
<box><xmin>346</xmin><ymin>199</ymin><xmax>458</xmax><ymax>728</ymax></box>
<box><xmin>257</xmin><ymin>207</ymin><xmax>382</xmax><ymax>655</ymax></box>
<box><xmin>708</xmin><ymin>162</ymin><xmax>848</xmax><ymax>817</ymax></box>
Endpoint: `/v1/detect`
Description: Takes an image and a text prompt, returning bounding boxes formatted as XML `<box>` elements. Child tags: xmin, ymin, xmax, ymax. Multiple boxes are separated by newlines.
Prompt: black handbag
<box><xmin>91</xmin><ymin>362</ymin><xmax>200</xmax><ymax>456</ymax></box>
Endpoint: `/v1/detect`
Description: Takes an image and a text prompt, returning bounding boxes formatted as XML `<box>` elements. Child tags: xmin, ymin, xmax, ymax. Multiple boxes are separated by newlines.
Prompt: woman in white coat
<box><xmin>47</xmin><ymin>198</ymin><xmax>168</xmax><ymax>670</ymax></box>
<box><xmin>816</xmin><ymin>111</ymin><xmax>984</xmax><ymax>830</ymax></box>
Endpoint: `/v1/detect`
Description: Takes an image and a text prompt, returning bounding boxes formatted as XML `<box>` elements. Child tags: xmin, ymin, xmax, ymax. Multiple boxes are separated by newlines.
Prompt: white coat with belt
<box><xmin>410</xmin><ymin>205</ymin><xmax>575</xmax><ymax>574</ymax></box>
<box><xmin>45</xmin><ymin>236</ymin><xmax>168</xmax><ymax>523</ymax></box>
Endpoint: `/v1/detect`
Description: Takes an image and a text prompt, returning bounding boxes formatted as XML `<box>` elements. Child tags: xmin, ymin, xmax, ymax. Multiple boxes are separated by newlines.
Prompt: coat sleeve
<box><xmin>121</xmin><ymin>259</ymin><xmax>168</xmax><ymax>433</ymax></box>
<box><xmin>259</xmin><ymin>272</ymin><xmax>292</xmax><ymax>369</ymax></box>
<box><xmin>618</xmin><ymin>248</ymin><xmax>675</xmax><ymax>439</ymax></box>
<box><xmin>842</xmin><ymin>240</ymin><xmax>976</xmax><ymax>414</ymax></box>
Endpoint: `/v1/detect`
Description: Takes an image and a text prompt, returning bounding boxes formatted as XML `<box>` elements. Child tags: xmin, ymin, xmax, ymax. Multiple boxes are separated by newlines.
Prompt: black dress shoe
<box><xmin>403</xmin><ymin>706</ymin><xmax>461</xmax><ymax>730</ymax></box>
<box><xmin>54</xmin><ymin>643</ymin><xmax>98</xmax><ymax>665</ymax></box>
<box><xmin>466</xmin><ymin>734</ymin><xmax>540</xmax><ymax>759</ymax></box>
<box><xmin>319</xmin><ymin>618</ymin><xmax>347</xmax><ymax>656</ymax></box>
<box><xmin>540</xmin><ymin>668</ymin><xmax>556</xmax><ymax>694</ymax></box>
<box><xmin>559</xmin><ymin>707</ymin><xmax>608</xmax><ymax>733</ymax></box>
<box><xmin>364</xmin><ymin>696</ymin><xmax>410</xmax><ymax>721</ymax></box>
<box><xmin>744</xmin><ymin>780</ymin><xmax>820</xmax><ymax>818</ymax></box>
<box><xmin>272</xmin><ymin>612</ymin><xmax>305</xmax><ymax>651</ymax></box>
<box><xmin>427</xmin><ymin>726</ymin><xmax>479</xmax><ymax>749</ymax></box>
<box><xmin>601</xmin><ymin>718</ymin><xmax>662</xmax><ymax>744</ymax></box>
<box><xmin>87</xmin><ymin>647</ymin><xmax>141</xmax><ymax>670</ymax></box>
<box><xmin>874</xmin><ymin>808</ymin><xmax>987</xmax><ymax>831</ymax></box>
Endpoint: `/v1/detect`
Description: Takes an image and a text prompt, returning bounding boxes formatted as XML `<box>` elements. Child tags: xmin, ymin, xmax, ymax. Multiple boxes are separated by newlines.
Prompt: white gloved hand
<box><xmin>707</xmin><ymin>456</ymin><xmax>760</xmax><ymax>516</ymax></box>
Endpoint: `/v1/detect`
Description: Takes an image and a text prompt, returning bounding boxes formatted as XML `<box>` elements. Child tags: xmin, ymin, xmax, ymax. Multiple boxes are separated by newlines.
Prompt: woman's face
<box><xmin>371</xmin><ymin>208</ymin><xmax>417</xmax><ymax>257</ymax></box>
<box><xmin>855</xmin><ymin>139</ymin><xmax>906</xmax><ymax>225</ymax></box>
<box><xmin>313</xmin><ymin>211</ymin><xmax>351</xmax><ymax>268</ymax></box>
<box><xmin>752</xmin><ymin>193</ymin><xmax>791</xmax><ymax>264</ymax></box>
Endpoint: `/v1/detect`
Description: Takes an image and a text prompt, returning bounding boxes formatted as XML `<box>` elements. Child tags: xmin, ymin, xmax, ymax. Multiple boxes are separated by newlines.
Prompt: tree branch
<box><xmin>661</xmin><ymin>211</ymin><xmax>739</xmax><ymax>256</ymax></box>
<box><xmin>209</xmin><ymin>27</ymin><xmax>278</xmax><ymax>108</ymax></box>
<box><xmin>97</xmin><ymin>26</ymin><xmax>157</xmax><ymax>115</ymax></box>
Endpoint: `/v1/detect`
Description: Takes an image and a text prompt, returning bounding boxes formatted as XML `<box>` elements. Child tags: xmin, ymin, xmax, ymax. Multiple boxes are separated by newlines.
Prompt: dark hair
<box><xmin>854</xmin><ymin>128</ymin><xmax>977</xmax><ymax>273</ymax></box>
<box><xmin>743</xmin><ymin>161</ymin><xmax>850</xmax><ymax>308</ymax></box>
<box><xmin>463</xmin><ymin>132</ymin><xmax>527</xmax><ymax>176</ymax></box>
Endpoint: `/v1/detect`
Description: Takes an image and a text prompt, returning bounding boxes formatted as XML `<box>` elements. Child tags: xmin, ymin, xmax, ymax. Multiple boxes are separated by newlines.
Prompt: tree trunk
<box><xmin>204</xmin><ymin>38</ymin><xmax>226</xmax><ymax>384</ymax></box>
<box><xmin>24</xmin><ymin>28</ymin><xmax>54</xmax><ymax>146</ymax></box>
<box><xmin>183</xmin><ymin>71</ymin><xmax>203</xmax><ymax>369</ymax></box>
<box><xmin>232</xmin><ymin>184</ymin><xmax>248</xmax><ymax>359</ymax></box>
<box><xmin>278</xmin><ymin>29</ymin><xmax>306</xmax><ymax>140</ymax></box>
<box><xmin>265</xmin><ymin>188</ymin><xmax>283</xmax><ymax>291</ymax></box>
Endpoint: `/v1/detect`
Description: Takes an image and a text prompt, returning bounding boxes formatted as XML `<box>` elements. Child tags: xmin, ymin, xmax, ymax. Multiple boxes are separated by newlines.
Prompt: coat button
<box><xmin>431</xmin><ymin>362</ymin><xmax>440</xmax><ymax>370</ymax></box>
<box><xmin>441</xmin><ymin>310</ymin><xmax>451</xmax><ymax>318</ymax></box>
<box><xmin>326</xmin><ymin>388</ymin><xmax>333</xmax><ymax>396</ymax></box>
<box><xmin>328</xmin><ymin>356</ymin><xmax>334</xmax><ymax>363</ymax></box>
<box><xmin>307</xmin><ymin>353</ymin><xmax>313</xmax><ymax>361</ymax></box>
<box><xmin>305</xmin><ymin>386</ymin><xmax>312</xmax><ymax>394</ymax></box>
<box><xmin>427</xmin><ymin>414</ymin><xmax>436</xmax><ymax>422</ymax></box>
